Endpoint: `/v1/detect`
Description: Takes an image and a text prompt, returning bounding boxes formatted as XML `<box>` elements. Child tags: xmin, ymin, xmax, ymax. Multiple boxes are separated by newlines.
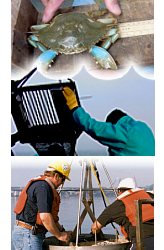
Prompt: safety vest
<box><xmin>14</xmin><ymin>176</ymin><xmax>60</xmax><ymax>225</ymax></box>
<box><xmin>117</xmin><ymin>188</ymin><xmax>154</xmax><ymax>238</ymax></box>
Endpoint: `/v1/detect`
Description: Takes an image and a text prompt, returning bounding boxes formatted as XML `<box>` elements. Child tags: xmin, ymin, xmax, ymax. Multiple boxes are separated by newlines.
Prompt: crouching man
<box><xmin>91</xmin><ymin>178</ymin><xmax>154</xmax><ymax>250</ymax></box>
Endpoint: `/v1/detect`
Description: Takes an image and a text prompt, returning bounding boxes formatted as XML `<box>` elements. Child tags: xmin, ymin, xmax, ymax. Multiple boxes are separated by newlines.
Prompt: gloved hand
<box><xmin>62</xmin><ymin>87</ymin><xmax>79</xmax><ymax>110</ymax></box>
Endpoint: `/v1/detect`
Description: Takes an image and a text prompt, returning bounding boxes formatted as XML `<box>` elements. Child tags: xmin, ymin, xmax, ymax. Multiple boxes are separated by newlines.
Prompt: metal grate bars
<box><xmin>22</xmin><ymin>89</ymin><xmax>59</xmax><ymax>127</ymax></box>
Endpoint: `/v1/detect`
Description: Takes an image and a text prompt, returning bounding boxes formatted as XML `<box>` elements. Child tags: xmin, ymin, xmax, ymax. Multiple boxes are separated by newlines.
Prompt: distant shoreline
<box><xmin>11</xmin><ymin>185</ymin><xmax>154</xmax><ymax>197</ymax></box>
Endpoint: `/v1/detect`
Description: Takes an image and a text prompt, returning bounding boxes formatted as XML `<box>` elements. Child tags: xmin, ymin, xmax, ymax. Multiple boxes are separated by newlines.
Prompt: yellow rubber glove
<box><xmin>62</xmin><ymin>87</ymin><xmax>79</xmax><ymax>110</ymax></box>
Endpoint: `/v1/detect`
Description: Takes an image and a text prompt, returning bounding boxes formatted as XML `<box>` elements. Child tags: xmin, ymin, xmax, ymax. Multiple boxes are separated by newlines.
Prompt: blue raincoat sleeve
<box><xmin>73</xmin><ymin>107</ymin><xmax>128</xmax><ymax>149</ymax></box>
<box><xmin>72</xmin><ymin>107</ymin><xmax>155</xmax><ymax>156</ymax></box>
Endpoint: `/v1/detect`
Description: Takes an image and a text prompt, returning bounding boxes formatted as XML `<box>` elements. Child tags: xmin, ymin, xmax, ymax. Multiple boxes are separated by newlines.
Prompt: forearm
<box><xmin>56</xmin><ymin>221</ymin><xmax>65</xmax><ymax>232</ymax></box>
<box><xmin>73</xmin><ymin>107</ymin><xmax>114</xmax><ymax>139</ymax></box>
<box><xmin>72</xmin><ymin>107</ymin><xmax>103</xmax><ymax>134</ymax></box>
<box><xmin>40</xmin><ymin>213</ymin><xmax>61</xmax><ymax>239</ymax></box>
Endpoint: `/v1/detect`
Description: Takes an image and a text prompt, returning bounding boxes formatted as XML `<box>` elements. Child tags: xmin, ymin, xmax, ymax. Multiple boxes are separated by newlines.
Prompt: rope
<box><xmin>76</xmin><ymin>160</ymin><xmax>85</xmax><ymax>246</ymax></box>
<box><xmin>102</xmin><ymin>160</ymin><xmax>118</xmax><ymax>198</ymax></box>
<box><xmin>89</xmin><ymin>160</ymin><xmax>120</xmax><ymax>238</ymax></box>
<box><xmin>89</xmin><ymin>160</ymin><xmax>111</xmax><ymax>205</ymax></box>
<box><xmin>101</xmin><ymin>161</ymin><xmax>120</xmax><ymax>239</ymax></box>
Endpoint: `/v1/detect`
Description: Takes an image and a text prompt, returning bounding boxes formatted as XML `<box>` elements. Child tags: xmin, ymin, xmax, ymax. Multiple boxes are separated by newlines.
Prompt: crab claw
<box><xmin>37</xmin><ymin>49</ymin><xmax>58</xmax><ymax>68</ymax></box>
<box><xmin>89</xmin><ymin>45</ymin><xmax>117</xmax><ymax>70</ymax></box>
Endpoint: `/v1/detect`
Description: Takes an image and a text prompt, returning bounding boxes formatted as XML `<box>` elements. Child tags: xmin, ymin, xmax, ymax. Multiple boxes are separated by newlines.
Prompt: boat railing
<box><xmin>135</xmin><ymin>199</ymin><xmax>154</xmax><ymax>250</ymax></box>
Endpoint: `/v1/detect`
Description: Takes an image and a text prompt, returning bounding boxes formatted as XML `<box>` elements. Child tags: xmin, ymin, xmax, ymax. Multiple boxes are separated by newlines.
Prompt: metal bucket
<box><xmin>48</xmin><ymin>234</ymin><xmax>131</xmax><ymax>250</ymax></box>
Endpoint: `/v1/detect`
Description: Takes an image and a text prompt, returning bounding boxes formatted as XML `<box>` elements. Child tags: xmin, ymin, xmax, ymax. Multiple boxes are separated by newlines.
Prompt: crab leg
<box><xmin>101</xmin><ymin>34</ymin><xmax>119</xmax><ymax>50</ymax></box>
<box><xmin>97</xmin><ymin>17</ymin><xmax>118</xmax><ymax>25</ymax></box>
<box><xmin>101</xmin><ymin>28</ymin><xmax>120</xmax><ymax>50</ymax></box>
<box><xmin>97</xmin><ymin>17</ymin><xmax>120</xmax><ymax>51</ymax></box>
<box><xmin>30</xmin><ymin>24</ymin><xmax>49</xmax><ymax>31</ymax></box>
<box><xmin>27</xmin><ymin>34</ymin><xmax>58</xmax><ymax>68</ymax></box>
<box><xmin>27</xmin><ymin>24</ymin><xmax>50</xmax><ymax>51</ymax></box>
<box><xmin>37</xmin><ymin>50</ymin><xmax>58</xmax><ymax>68</ymax></box>
<box><xmin>28</xmin><ymin>35</ymin><xmax>50</xmax><ymax>53</ymax></box>
<box><xmin>28</xmin><ymin>35</ymin><xmax>48</xmax><ymax>52</ymax></box>
<box><xmin>89</xmin><ymin>45</ymin><xmax>117</xmax><ymax>70</ymax></box>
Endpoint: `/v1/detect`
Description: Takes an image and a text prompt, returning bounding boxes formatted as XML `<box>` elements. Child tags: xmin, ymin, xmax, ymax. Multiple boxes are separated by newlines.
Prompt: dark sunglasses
<box><xmin>59</xmin><ymin>174</ymin><xmax>66</xmax><ymax>182</ymax></box>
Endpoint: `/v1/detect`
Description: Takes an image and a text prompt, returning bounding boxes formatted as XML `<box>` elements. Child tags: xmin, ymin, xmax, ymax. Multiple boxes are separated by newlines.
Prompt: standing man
<box><xmin>91</xmin><ymin>178</ymin><xmax>154</xmax><ymax>249</ymax></box>
<box><xmin>62</xmin><ymin>87</ymin><xmax>155</xmax><ymax>156</ymax></box>
<box><xmin>12</xmin><ymin>161</ymin><xmax>72</xmax><ymax>250</ymax></box>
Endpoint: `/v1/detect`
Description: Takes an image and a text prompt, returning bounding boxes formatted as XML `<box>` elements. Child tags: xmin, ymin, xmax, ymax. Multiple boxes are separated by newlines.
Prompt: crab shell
<box><xmin>33</xmin><ymin>13</ymin><xmax>111</xmax><ymax>54</ymax></box>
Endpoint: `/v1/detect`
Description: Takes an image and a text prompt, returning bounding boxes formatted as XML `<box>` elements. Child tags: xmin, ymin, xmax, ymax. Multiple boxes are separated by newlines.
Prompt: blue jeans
<box><xmin>12</xmin><ymin>225</ymin><xmax>46</xmax><ymax>250</ymax></box>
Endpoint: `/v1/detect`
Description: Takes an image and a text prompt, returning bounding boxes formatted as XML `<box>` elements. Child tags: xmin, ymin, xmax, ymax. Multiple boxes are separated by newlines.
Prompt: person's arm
<box><xmin>91</xmin><ymin>220</ymin><xmax>103</xmax><ymax>234</ymax></box>
<box><xmin>40</xmin><ymin>213</ymin><xmax>70</xmax><ymax>242</ymax></box>
<box><xmin>91</xmin><ymin>199</ymin><xmax>125</xmax><ymax>234</ymax></box>
<box><xmin>41</xmin><ymin>0</ymin><xmax>64</xmax><ymax>23</ymax></box>
<box><xmin>62</xmin><ymin>87</ymin><xmax>128</xmax><ymax>147</ymax></box>
<box><xmin>73</xmin><ymin>107</ymin><xmax>128</xmax><ymax>147</ymax></box>
<box><xmin>34</xmin><ymin>181</ymin><xmax>70</xmax><ymax>242</ymax></box>
<box><xmin>55</xmin><ymin>221</ymin><xmax>65</xmax><ymax>232</ymax></box>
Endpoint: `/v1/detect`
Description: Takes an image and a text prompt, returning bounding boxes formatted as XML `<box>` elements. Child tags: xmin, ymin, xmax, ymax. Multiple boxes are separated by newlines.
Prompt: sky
<box><xmin>11</xmin><ymin>156</ymin><xmax>154</xmax><ymax>187</ymax></box>
<box><xmin>11</xmin><ymin>67</ymin><xmax>155</xmax><ymax>156</ymax></box>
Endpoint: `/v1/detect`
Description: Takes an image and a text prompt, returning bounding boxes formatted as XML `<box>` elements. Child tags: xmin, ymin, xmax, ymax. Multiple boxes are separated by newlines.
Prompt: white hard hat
<box><xmin>118</xmin><ymin>178</ymin><xmax>136</xmax><ymax>190</ymax></box>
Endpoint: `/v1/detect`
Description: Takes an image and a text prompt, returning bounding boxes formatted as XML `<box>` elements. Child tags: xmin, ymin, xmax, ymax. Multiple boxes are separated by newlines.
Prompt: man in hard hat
<box><xmin>91</xmin><ymin>178</ymin><xmax>154</xmax><ymax>249</ymax></box>
<box><xmin>12</xmin><ymin>161</ymin><xmax>72</xmax><ymax>250</ymax></box>
<box><xmin>62</xmin><ymin>87</ymin><xmax>155</xmax><ymax>156</ymax></box>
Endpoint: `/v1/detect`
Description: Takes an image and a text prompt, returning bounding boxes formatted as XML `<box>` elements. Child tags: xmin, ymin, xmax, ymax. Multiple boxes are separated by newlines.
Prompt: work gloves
<box><xmin>62</xmin><ymin>87</ymin><xmax>79</xmax><ymax>110</ymax></box>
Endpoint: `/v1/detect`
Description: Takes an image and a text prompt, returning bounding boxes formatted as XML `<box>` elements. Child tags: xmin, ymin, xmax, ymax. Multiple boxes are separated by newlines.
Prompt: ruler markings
<box><xmin>118</xmin><ymin>19</ymin><xmax>154</xmax><ymax>38</ymax></box>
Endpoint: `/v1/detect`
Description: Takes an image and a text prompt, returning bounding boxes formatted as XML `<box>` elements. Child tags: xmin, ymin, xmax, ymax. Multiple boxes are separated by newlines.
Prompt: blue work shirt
<box><xmin>16</xmin><ymin>181</ymin><xmax>53</xmax><ymax>225</ymax></box>
<box><xmin>73</xmin><ymin>107</ymin><xmax>155</xmax><ymax>156</ymax></box>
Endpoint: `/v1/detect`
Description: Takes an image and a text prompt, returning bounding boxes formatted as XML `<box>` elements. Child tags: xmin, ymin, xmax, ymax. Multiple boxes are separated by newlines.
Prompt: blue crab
<box><xmin>28</xmin><ymin>12</ymin><xmax>119</xmax><ymax>69</ymax></box>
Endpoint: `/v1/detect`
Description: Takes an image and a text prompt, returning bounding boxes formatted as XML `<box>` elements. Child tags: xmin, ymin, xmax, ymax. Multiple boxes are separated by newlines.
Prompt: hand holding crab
<box><xmin>41</xmin><ymin>0</ymin><xmax>121</xmax><ymax>23</ymax></box>
<box><xmin>41</xmin><ymin>0</ymin><xmax>65</xmax><ymax>23</ymax></box>
<box><xmin>104</xmin><ymin>0</ymin><xmax>121</xmax><ymax>16</ymax></box>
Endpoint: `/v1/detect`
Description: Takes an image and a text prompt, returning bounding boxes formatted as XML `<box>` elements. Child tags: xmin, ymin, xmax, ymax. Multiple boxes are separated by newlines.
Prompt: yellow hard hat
<box><xmin>48</xmin><ymin>161</ymin><xmax>71</xmax><ymax>181</ymax></box>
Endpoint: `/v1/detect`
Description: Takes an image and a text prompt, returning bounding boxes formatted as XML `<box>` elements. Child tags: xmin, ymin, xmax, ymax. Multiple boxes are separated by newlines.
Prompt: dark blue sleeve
<box><xmin>33</xmin><ymin>181</ymin><xmax>53</xmax><ymax>213</ymax></box>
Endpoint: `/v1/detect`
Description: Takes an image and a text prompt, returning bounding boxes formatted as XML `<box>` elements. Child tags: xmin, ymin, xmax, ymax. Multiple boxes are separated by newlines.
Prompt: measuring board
<box><xmin>119</xmin><ymin>19</ymin><xmax>154</xmax><ymax>38</ymax></box>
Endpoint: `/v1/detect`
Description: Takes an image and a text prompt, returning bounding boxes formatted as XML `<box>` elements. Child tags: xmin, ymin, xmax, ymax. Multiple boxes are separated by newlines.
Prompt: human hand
<box><xmin>41</xmin><ymin>0</ymin><xmax>121</xmax><ymax>23</ymax></box>
<box><xmin>104</xmin><ymin>0</ymin><xmax>121</xmax><ymax>16</ymax></box>
<box><xmin>58</xmin><ymin>231</ymin><xmax>72</xmax><ymax>243</ymax></box>
<box><xmin>62</xmin><ymin>87</ymin><xmax>79</xmax><ymax>111</ymax></box>
<box><xmin>91</xmin><ymin>220</ymin><xmax>102</xmax><ymax>234</ymax></box>
<box><xmin>41</xmin><ymin>0</ymin><xmax>64</xmax><ymax>23</ymax></box>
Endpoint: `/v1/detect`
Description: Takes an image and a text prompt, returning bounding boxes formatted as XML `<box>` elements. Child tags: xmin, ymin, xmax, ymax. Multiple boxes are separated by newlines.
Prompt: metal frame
<box><xmin>11</xmin><ymin>69</ymin><xmax>81</xmax><ymax>155</ymax></box>
<box><xmin>72</xmin><ymin>162</ymin><xmax>106</xmax><ymax>242</ymax></box>
<box><xmin>73</xmin><ymin>164</ymin><xmax>96</xmax><ymax>236</ymax></box>
<box><xmin>135</xmin><ymin>199</ymin><xmax>154</xmax><ymax>250</ymax></box>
